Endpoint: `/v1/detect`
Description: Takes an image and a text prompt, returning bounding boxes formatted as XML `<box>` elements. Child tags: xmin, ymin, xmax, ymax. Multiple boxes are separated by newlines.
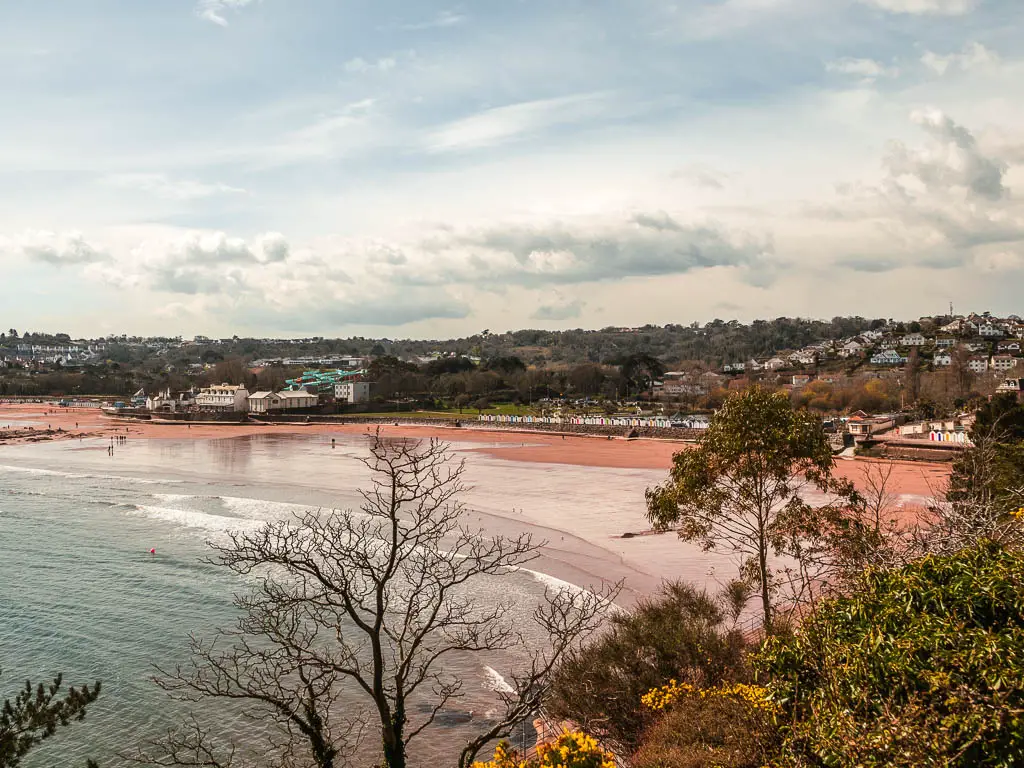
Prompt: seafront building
<box><xmin>146</xmin><ymin>387</ymin><xmax>197</xmax><ymax>412</ymax></box>
<box><xmin>195</xmin><ymin>384</ymin><xmax>250</xmax><ymax>412</ymax></box>
<box><xmin>247</xmin><ymin>390</ymin><xmax>319</xmax><ymax>413</ymax></box>
<box><xmin>335</xmin><ymin>381</ymin><xmax>371</xmax><ymax>403</ymax></box>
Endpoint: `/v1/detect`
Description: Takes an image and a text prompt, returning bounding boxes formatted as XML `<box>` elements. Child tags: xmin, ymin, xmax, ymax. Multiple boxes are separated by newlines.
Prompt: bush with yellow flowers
<box><xmin>472</xmin><ymin>731</ymin><xmax>615</xmax><ymax>768</ymax></box>
<box><xmin>633</xmin><ymin>679</ymin><xmax>783</xmax><ymax>768</ymax></box>
<box><xmin>472</xmin><ymin>740</ymin><xmax>529</xmax><ymax>768</ymax></box>
<box><xmin>641</xmin><ymin>679</ymin><xmax>778</xmax><ymax>716</ymax></box>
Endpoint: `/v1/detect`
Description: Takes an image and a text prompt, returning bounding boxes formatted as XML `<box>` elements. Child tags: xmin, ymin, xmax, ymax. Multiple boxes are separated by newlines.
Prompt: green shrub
<box><xmin>631</xmin><ymin>696</ymin><xmax>779</xmax><ymax>768</ymax></box>
<box><xmin>756</xmin><ymin>540</ymin><xmax>1024</xmax><ymax>767</ymax></box>
<box><xmin>545</xmin><ymin>582</ymin><xmax>747</xmax><ymax>753</ymax></box>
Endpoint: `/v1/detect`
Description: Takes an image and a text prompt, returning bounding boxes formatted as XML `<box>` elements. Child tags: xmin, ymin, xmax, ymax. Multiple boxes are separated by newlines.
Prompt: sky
<box><xmin>1</xmin><ymin>0</ymin><xmax>1023</xmax><ymax>338</ymax></box>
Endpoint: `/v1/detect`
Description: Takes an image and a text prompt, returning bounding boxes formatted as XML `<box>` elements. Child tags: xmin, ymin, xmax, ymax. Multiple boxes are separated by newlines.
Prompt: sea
<box><xmin>0</xmin><ymin>430</ymin><xmax>669</xmax><ymax>766</ymax></box>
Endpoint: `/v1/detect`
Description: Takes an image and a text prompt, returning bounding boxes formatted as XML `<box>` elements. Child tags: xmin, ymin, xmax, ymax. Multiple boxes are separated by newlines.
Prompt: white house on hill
<box><xmin>871</xmin><ymin>350</ymin><xmax>908</xmax><ymax>365</ymax></box>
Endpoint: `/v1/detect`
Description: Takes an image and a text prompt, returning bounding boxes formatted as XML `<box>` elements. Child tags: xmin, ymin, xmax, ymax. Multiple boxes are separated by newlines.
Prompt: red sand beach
<box><xmin>0</xmin><ymin>402</ymin><xmax>950</xmax><ymax>498</ymax></box>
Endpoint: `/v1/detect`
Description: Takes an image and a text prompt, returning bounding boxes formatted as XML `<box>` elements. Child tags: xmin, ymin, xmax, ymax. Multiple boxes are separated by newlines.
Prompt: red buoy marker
<box><xmin>149</xmin><ymin>548</ymin><xmax>156</xmax><ymax>555</ymax></box>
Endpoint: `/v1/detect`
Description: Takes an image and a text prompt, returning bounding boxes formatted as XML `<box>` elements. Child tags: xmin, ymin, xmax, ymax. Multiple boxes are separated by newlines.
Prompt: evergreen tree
<box><xmin>1</xmin><ymin>671</ymin><xmax>101</xmax><ymax>767</ymax></box>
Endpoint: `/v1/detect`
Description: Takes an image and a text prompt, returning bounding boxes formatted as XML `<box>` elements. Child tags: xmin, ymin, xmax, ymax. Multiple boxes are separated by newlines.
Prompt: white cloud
<box><xmin>4</xmin><ymin>204</ymin><xmax>773</xmax><ymax>329</ymax></box>
<box><xmin>856</xmin><ymin>0</ymin><xmax>980</xmax><ymax>14</ymax></box>
<box><xmin>343</xmin><ymin>57</ymin><xmax>397</xmax><ymax>74</ymax></box>
<box><xmin>103</xmin><ymin>174</ymin><xmax>247</xmax><ymax>201</ymax></box>
<box><xmin>401</xmin><ymin>10</ymin><xmax>466</xmax><ymax>30</ymax></box>
<box><xmin>921</xmin><ymin>42</ymin><xmax>1000</xmax><ymax>75</ymax></box>
<box><xmin>974</xmin><ymin>250</ymin><xmax>1024</xmax><ymax>272</ymax></box>
<box><xmin>826</xmin><ymin>57</ymin><xmax>899</xmax><ymax>81</ymax></box>
<box><xmin>195</xmin><ymin>0</ymin><xmax>258</xmax><ymax>27</ymax></box>
<box><xmin>674</xmin><ymin>0</ymin><xmax>808</xmax><ymax>40</ymax></box>
<box><xmin>425</xmin><ymin>94</ymin><xmax>608</xmax><ymax>153</ymax></box>
<box><xmin>3</xmin><ymin>230</ymin><xmax>108</xmax><ymax>266</ymax></box>
<box><xmin>671</xmin><ymin>165</ymin><xmax>731</xmax><ymax>189</ymax></box>
<box><xmin>245</xmin><ymin>98</ymin><xmax>378</xmax><ymax>166</ymax></box>
<box><xmin>402</xmin><ymin>211</ymin><xmax>774</xmax><ymax>289</ymax></box>
<box><xmin>816</xmin><ymin>109</ymin><xmax>1023</xmax><ymax>276</ymax></box>
<box><xmin>532</xmin><ymin>294</ymin><xmax>585</xmax><ymax>321</ymax></box>
<box><xmin>885</xmin><ymin>109</ymin><xmax>1008</xmax><ymax>201</ymax></box>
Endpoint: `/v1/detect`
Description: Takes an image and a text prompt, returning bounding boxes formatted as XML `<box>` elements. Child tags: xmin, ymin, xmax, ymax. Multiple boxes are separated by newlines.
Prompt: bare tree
<box><xmin>917</xmin><ymin>429</ymin><xmax>1024</xmax><ymax>555</ymax></box>
<box><xmin>772</xmin><ymin>461</ymin><xmax>918</xmax><ymax>610</ymax></box>
<box><xmin>902</xmin><ymin>349</ymin><xmax>921</xmax><ymax>406</ymax></box>
<box><xmin>137</xmin><ymin>436</ymin><xmax>613</xmax><ymax>768</ymax></box>
<box><xmin>949</xmin><ymin>345</ymin><xmax>974</xmax><ymax>399</ymax></box>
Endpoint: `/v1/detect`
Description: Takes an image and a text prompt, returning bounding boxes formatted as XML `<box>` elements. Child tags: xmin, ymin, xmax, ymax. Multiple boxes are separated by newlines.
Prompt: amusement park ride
<box><xmin>284</xmin><ymin>368</ymin><xmax>366</xmax><ymax>395</ymax></box>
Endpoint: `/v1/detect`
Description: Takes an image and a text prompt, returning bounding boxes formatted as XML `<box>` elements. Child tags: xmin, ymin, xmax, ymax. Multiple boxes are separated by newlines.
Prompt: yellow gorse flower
<box><xmin>536</xmin><ymin>730</ymin><xmax>616</xmax><ymax>768</ymax></box>
<box><xmin>472</xmin><ymin>740</ymin><xmax>530</xmax><ymax>768</ymax></box>
<box><xmin>641</xmin><ymin>680</ymin><xmax>780</xmax><ymax>715</ymax></box>
<box><xmin>472</xmin><ymin>730</ymin><xmax>615</xmax><ymax>768</ymax></box>
<box><xmin>639</xmin><ymin>679</ymin><xmax>694</xmax><ymax>711</ymax></box>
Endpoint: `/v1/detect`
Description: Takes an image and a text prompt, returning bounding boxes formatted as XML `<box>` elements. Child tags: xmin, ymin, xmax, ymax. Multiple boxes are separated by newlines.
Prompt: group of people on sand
<box><xmin>108</xmin><ymin>431</ymin><xmax>128</xmax><ymax>455</ymax></box>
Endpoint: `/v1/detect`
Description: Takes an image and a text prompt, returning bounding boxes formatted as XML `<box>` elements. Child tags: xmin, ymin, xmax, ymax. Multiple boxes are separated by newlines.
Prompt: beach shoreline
<box><xmin>0</xmin><ymin>402</ymin><xmax>950</xmax><ymax>495</ymax></box>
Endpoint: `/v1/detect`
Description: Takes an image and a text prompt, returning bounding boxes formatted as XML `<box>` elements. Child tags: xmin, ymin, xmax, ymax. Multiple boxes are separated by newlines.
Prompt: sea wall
<box><xmin>259</xmin><ymin>413</ymin><xmax>705</xmax><ymax>440</ymax></box>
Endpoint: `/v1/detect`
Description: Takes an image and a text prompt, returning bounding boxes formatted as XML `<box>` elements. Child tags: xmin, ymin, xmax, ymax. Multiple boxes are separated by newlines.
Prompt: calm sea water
<box><xmin>1</xmin><ymin>433</ymin><xmax>646</xmax><ymax>766</ymax></box>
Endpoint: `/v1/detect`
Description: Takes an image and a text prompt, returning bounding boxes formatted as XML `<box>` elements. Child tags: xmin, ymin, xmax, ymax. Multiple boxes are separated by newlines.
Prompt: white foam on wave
<box><xmin>153</xmin><ymin>493</ymin><xmax>324</xmax><ymax>521</ymax></box>
<box><xmin>0</xmin><ymin>464</ymin><xmax>79</xmax><ymax>477</ymax></box>
<box><xmin>521</xmin><ymin>567</ymin><xmax>589</xmax><ymax>596</ymax></box>
<box><xmin>520</xmin><ymin>567</ymin><xmax>627</xmax><ymax>616</ymax></box>
<box><xmin>0</xmin><ymin>464</ymin><xmax>181</xmax><ymax>485</ymax></box>
<box><xmin>220</xmin><ymin>495</ymin><xmax>321</xmax><ymax>521</ymax></box>
<box><xmin>130</xmin><ymin>505</ymin><xmax>265</xmax><ymax>534</ymax></box>
<box><xmin>483</xmin><ymin>666</ymin><xmax>515</xmax><ymax>695</ymax></box>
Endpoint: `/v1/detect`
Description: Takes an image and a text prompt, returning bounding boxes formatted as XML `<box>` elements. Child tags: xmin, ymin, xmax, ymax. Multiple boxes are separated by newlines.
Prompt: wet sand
<box><xmin>0</xmin><ymin>403</ymin><xmax>951</xmax><ymax>496</ymax></box>
<box><xmin>0</xmin><ymin>401</ymin><xmax>955</xmax><ymax>614</ymax></box>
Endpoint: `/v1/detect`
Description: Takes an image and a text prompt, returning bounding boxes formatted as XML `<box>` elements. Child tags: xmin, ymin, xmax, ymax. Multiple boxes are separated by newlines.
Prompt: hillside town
<box><xmin>2</xmin><ymin>312</ymin><xmax>1022</xmax><ymax>461</ymax></box>
<box><xmin>656</xmin><ymin>311</ymin><xmax>1024</xmax><ymax>402</ymax></box>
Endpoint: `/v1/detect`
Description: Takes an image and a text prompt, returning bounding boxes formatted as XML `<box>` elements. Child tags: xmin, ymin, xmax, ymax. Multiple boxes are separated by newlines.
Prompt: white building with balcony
<box><xmin>871</xmin><ymin>350</ymin><xmax>907</xmax><ymax>365</ymax></box>
<box><xmin>991</xmin><ymin>355</ymin><xmax>1019</xmax><ymax>372</ymax></box>
<box><xmin>901</xmin><ymin>333</ymin><xmax>927</xmax><ymax>346</ymax></box>
<box><xmin>196</xmin><ymin>384</ymin><xmax>249</xmax><ymax>411</ymax></box>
